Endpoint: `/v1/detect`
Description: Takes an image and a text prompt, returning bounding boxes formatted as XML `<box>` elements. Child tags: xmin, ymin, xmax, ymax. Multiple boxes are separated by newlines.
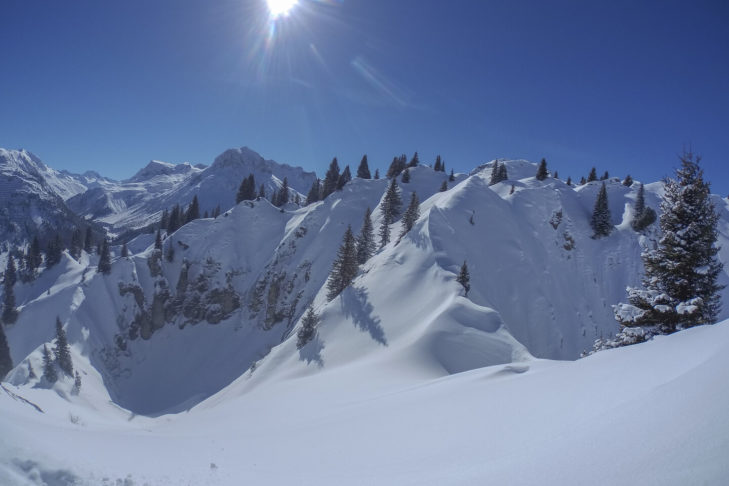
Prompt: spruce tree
<box><xmin>84</xmin><ymin>228</ymin><xmax>93</xmax><ymax>254</ymax></box>
<box><xmin>236</xmin><ymin>174</ymin><xmax>256</xmax><ymax>203</ymax></box>
<box><xmin>327</xmin><ymin>226</ymin><xmax>358</xmax><ymax>301</ymax></box>
<box><xmin>258</xmin><ymin>184</ymin><xmax>266</xmax><ymax>199</ymax></box>
<box><xmin>579</xmin><ymin>176</ymin><xmax>587</xmax><ymax>185</ymax></box>
<box><xmin>439</xmin><ymin>180</ymin><xmax>448</xmax><ymax>192</ymax></box>
<box><xmin>591</xmin><ymin>182</ymin><xmax>612</xmax><ymax>238</ymax></box>
<box><xmin>54</xmin><ymin>317</ymin><xmax>73</xmax><ymax>376</ymax></box>
<box><xmin>535</xmin><ymin>158</ymin><xmax>548</xmax><ymax>180</ymax></box>
<box><xmin>70</xmin><ymin>229</ymin><xmax>83</xmax><ymax>260</ymax></box>
<box><xmin>296</xmin><ymin>305</ymin><xmax>319</xmax><ymax>349</ymax></box>
<box><xmin>386</xmin><ymin>154</ymin><xmax>407</xmax><ymax>178</ymax></box>
<box><xmin>566</xmin><ymin>176</ymin><xmax>572</xmax><ymax>186</ymax></box>
<box><xmin>72</xmin><ymin>371</ymin><xmax>82</xmax><ymax>395</ymax></box>
<box><xmin>379</xmin><ymin>178</ymin><xmax>402</xmax><ymax>248</ymax></box>
<box><xmin>167</xmin><ymin>204</ymin><xmax>181</xmax><ymax>233</ymax></box>
<box><xmin>434</xmin><ymin>155</ymin><xmax>442</xmax><ymax>172</ymax></box>
<box><xmin>374</xmin><ymin>169</ymin><xmax>380</xmax><ymax>179</ymax></box>
<box><xmin>356</xmin><ymin>207</ymin><xmax>376</xmax><ymax>265</ymax></box>
<box><xmin>553</xmin><ymin>171</ymin><xmax>559</xmax><ymax>179</ymax></box>
<box><xmin>306</xmin><ymin>179</ymin><xmax>321</xmax><ymax>205</ymax></box>
<box><xmin>489</xmin><ymin>161</ymin><xmax>501</xmax><ymax>185</ymax></box>
<box><xmin>449</xmin><ymin>169</ymin><xmax>455</xmax><ymax>182</ymax></box>
<box><xmin>276</xmin><ymin>177</ymin><xmax>290</xmax><ymax>206</ymax></box>
<box><xmin>401</xmin><ymin>168</ymin><xmax>411</xmax><ymax>183</ymax></box>
<box><xmin>166</xmin><ymin>242</ymin><xmax>175</xmax><ymax>262</ymax></box>
<box><xmin>399</xmin><ymin>192</ymin><xmax>420</xmax><ymax>239</ymax></box>
<box><xmin>0</xmin><ymin>321</ymin><xmax>12</xmax><ymax>378</ymax></box>
<box><xmin>631</xmin><ymin>183</ymin><xmax>656</xmax><ymax>231</ymax></box>
<box><xmin>98</xmin><ymin>239</ymin><xmax>112</xmax><ymax>274</ymax></box>
<box><xmin>2</xmin><ymin>256</ymin><xmax>18</xmax><ymax>325</ymax></box>
<box><xmin>155</xmin><ymin>229</ymin><xmax>163</xmax><ymax>250</ymax></box>
<box><xmin>600</xmin><ymin>170</ymin><xmax>609</xmax><ymax>181</ymax></box>
<box><xmin>160</xmin><ymin>209</ymin><xmax>169</xmax><ymax>229</ymax></box>
<box><xmin>407</xmin><ymin>152</ymin><xmax>419</xmax><ymax>168</ymax></box>
<box><xmin>356</xmin><ymin>155</ymin><xmax>371</xmax><ymax>179</ymax></box>
<box><xmin>322</xmin><ymin>158</ymin><xmax>341</xmax><ymax>199</ymax></box>
<box><xmin>42</xmin><ymin>344</ymin><xmax>57</xmax><ymax>384</ymax></box>
<box><xmin>337</xmin><ymin>167</ymin><xmax>351</xmax><ymax>190</ymax></box>
<box><xmin>587</xmin><ymin>167</ymin><xmax>598</xmax><ymax>182</ymax></box>
<box><xmin>46</xmin><ymin>234</ymin><xmax>63</xmax><ymax>268</ymax></box>
<box><xmin>616</xmin><ymin>152</ymin><xmax>724</xmax><ymax>333</ymax></box>
<box><xmin>121</xmin><ymin>242</ymin><xmax>129</xmax><ymax>258</ymax></box>
<box><xmin>623</xmin><ymin>174</ymin><xmax>634</xmax><ymax>186</ymax></box>
<box><xmin>457</xmin><ymin>261</ymin><xmax>471</xmax><ymax>296</ymax></box>
<box><xmin>498</xmin><ymin>163</ymin><xmax>508</xmax><ymax>182</ymax></box>
<box><xmin>185</xmin><ymin>195</ymin><xmax>200</xmax><ymax>223</ymax></box>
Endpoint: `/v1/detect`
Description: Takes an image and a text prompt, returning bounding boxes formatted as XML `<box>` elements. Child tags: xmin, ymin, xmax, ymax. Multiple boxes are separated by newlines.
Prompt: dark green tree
<box><xmin>236</xmin><ymin>174</ymin><xmax>256</xmax><ymax>203</ymax></box>
<box><xmin>337</xmin><ymin>166</ymin><xmax>351</xmax><ymax>190</ymax></box>
<box><xmin>457</xmin><ymin>261</ymin><xmax>471</xmax><ymax>296</ymax></box>
<box><xmin>631</xmin><ymin>183</ymin><xmax>657</xmax><ymax>231</ymax></box>
<box><xmin>42</xmin><ymin>344</ymin><xmax>57</xmax><ymax>384</ymax></box>
<box><xmin>306</xmin><ymin>179</ymin><xmax>321</xmax><ymax>205</ymax></box>
<box><xmin>2</xmin><ymin>256</ymin><xmax>18</xmax><ymax>325</ymax></box>
<box><xmin>72</xmin><ymin>371</ymin><xmax>82</xmax><ymax>395</ymax></box>
<box><xmin>46</xmin><ymin>234</ymin><xmax>63</xmax><ymax>268</ymax></box>
<box><xmin>98</xmin><ymin>239</ymin><xmax>112</xmax><ymax>274</ymax></box>
<box><xmin>535</xmin><ymin>158</ymin><xmax>548</xmax><ymax>181</ymax></box>
<box><xmin>587</xmin><ymin>167</ymin><xmax>598</xmax><ymax>182</ymax></box>
<box><xmin>155</xmin><ymin>230</ymin><xmax>163</xmax><ymax>250</ymax></box>
<box><xmin>386</xmin><ymin>154</ymin><xmax>407</xmax><ymax>178</ymax></box>
<box><xmin>407</xmin><ymin>152</ymin><xmax>419</xmax><ymax>168</ymax></box>
<box><xmin>185</xmin><ymin>195</ymin><xmax>200</xmax><ymax>223</ymax></box>
<box><xmin>54</xmin><ymin>317</ymin><xmax>73</xmax><ymax>376</ymax></box>
<box><xmin>0</xmin><ymin>321</ymin><xmax>12</xmax><ymax>378</ymax></box>
<box><xmin>121</xmin><ymin>242</ymin><xmax>129</xmax><ymax>258</ymax></box>
<box><xmin>449</xmin><ymin>169</ymin><xmax>455</xmax><ymax>182</ymax></box>
<box><xmin>600</xmin><ymin>170</ymin><xmax>609</xmax><ymax>181</ymax></box>
<box><xmin>439</xmin><ymin>180</ymin><xmax>448</xmax><ymax>192</ymax></box>
<box><xmin>374</xmin><ymin>169</ymin><xmax>380</xmax><ymax>179</ymax></box>
<box><xmin>70</xmin><ymin>229</ymin><xmax>83</xmax><ymax>260</ymax></box>
<box><xmin>276</xmin><ymin>177</ymin><xmax>290</xmax><ymax>206</ymax></box>
<box><xmin>401</xmin><ymin>168</ymin><xmax>411</xmax><ymax>183</ymax></box>
<box><xmin>356</xmin><ymin>155</ymin><xmax>371</xmax><ymax>179</ymax></box>
<box><xmin>623</xmin><ymin>174</ymin><xmax>634</xmax><ymax>187</ymax></box>
<box><xmin>616</xmin><ymin>152</ymin><xmax>724</xmax><ymax>333</ymax></box>
<box><xmin>327</xmin><ymin>226</ymin><xmax>358</xmax><ymax>301</ymax></box>
<box><xmin>322</xmin><ymin>158</ymin><xmax>341</xmax><ymax>199</ymax></box>
<box><xmin>379</xmin><ymin>178</ymin><xmax>402</xmax><ymax>248</ymax></box>
<box><xmin>296</xmin><ymin>305</ymin><xmax>319</xmax><ymax>349</ymax></box>
<box><xmin>166</xmin><ymin>242</ymin><xmax>175</xmax><ymax>262</ymax></box>
<box><xmin>566</xmin><ymin>176</ymin><xmax>572</xmax><ymax>186</ymax></box>
<box><xmin>84</xmin><ymin>228</ymin><xmax>94</xmax><ymax>254</ymax></box>
<box><xmin>356</xmin><ymin>207</ymin><xmax>376</xmax><ymax>265</ymax></box>
<box><xmin>160</xmin><ymin>209</ymin><xmax>169</xmax><ymax>229</ymax></box>
<box><xmin>591</xmin><ymin>182</ymin><xmax>612</xmax><ymax>238</ymax></box>
<box><xmin>258</xmin><ymin>184</ymin><xmax>266</xmax><ymax>199</ymax></box>
<box><xmin>433</xmin><ymin>155</ymin><xmax>442</xmax><ymax>172</ymax></box>
<box><xmin>399</xmin><ymin>192</ymin><xmax>420</xmax><ymax>239</ymax></box>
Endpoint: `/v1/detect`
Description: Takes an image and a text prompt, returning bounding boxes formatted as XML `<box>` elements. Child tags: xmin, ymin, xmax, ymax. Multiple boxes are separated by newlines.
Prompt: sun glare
<box><xmin>266</xmin><ymin>0</ymin><xmax>298</xmax><ymax>18</ymax></box>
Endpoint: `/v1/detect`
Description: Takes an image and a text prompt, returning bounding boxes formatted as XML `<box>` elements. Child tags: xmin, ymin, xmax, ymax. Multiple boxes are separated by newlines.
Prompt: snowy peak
<box><xmin>127</xmin><ymin>160</ymin><xmax>197</xmax><ymax>182</ymax></box>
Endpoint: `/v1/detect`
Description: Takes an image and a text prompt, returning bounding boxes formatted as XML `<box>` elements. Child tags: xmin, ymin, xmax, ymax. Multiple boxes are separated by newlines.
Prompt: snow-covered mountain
<box><xmin>1</xmin><ymin>157</ymin><xmax>728</xmax><ymax>484</ymax></box>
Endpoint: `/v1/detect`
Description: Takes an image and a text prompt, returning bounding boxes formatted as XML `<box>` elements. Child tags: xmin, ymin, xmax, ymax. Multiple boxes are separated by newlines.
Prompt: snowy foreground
<box><xmin>3</xmin><ymin>320</ymin><xmax>728</xmax><ymax>485</ymax></box>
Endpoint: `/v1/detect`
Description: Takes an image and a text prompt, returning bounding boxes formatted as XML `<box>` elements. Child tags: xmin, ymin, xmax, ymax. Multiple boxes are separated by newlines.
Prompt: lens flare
<box><xmin>266</xmin><ymin>0</ymin><xmax>298</xmax><ymax>18</ymax></box>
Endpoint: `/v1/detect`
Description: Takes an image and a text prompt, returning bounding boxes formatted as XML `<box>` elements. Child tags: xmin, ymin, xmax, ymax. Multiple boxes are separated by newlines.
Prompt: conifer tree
<box><xmin>327</xmin><ymin>226</ymin><xmax>358</xmax><ymax>301</ymax></box>
<box><xmin>166</xmin><ymin>242</ymin><xmax>175</xmax><ymax>262</ymax></box>
<box><xmin>374</xmin><ymin>169</ymin><xmax>380</xmax><ymax>179</ymax></box>
<box><xmin>399</xmin><ymin>192</ymin><xmax>420</xmax><ymax>239</ymax></box>
<box><xmin>42</xmin><ymin>344</ymin><xmax>57</xmax><ymax>384</ymax></box>
<box><xmin>401</xmin><ymin>168</ymin><xmax>411</xmax><ymax>183</ymax></box>
<box><xmin>46</xmin><ymin>234</ymin><xmax>63</xmax><ymax>268</ymax></box>
<box><xmin>168</xmin><ymin>204</ymin><xmax>181</xmax><ymax>233</ymax></box>
<box><xmin>591</xmin><ymin>182</ymin><xmax>612</xmax><ymax>238</ymax></box>
<box><xmin>535</xmin><ymin>158</ymin><xmax>548</xmax><ymax>180</ymax></box>
<box><xmin>631</xmin><ymin>183</ymin><xmax>656</xmax><ymax>231</ymax></box>
<box><xmin>378</xmin><ymin>178</ymin><xmax>402</xmax><ymax>247</ymax></box>
<box><xmin>616</xmin><ymin>152</ymin><xmax>724</xmax><ymax>333</ymax></box>
<box><xmin>322</xmin><ymin>157</ymin><xmax>341</xmax><ymax>198</ymax></box>
<box><xmin>386</xmin><ymin>154</ymin><xmax>407</xmax><ymax>178</ymax></box>
<box><xmin>54</xmin><ymin>317</ymin><xmax>73</xmax><ymax>376</ymax></box>
<box><xmin>498</xmin><ymin>163</ymin><xmax>508</xmax><ymax>182</ymax></box>
<box><xmin>203</xmin><ymin>210</ymin><xmax>209</xmax><ymax>218</ymax></box>
<box><xmin>356</xmin><ymin>207</ymin><xmax>376</xmax><ymax>265</ymax></box>
<box><xmin>84</xmin><ymin>228</ymin><xmax>93</xmax><ymax>254</ymax></box>
<box><xmin>2</xmin><ymin>256</ymin><xmax>18</xmax><ymax>325</ymax></box>
<box><xmin>98</xmin><ymin>239</ymin><xmax>112</xmax><ymax>274</ymax></box>
<box><xmin>449</xmin><ymin>169</ymin><xmax>455</xmax><ymax>182</ymax></box>
<box><xmin>587</xmin><ymin>167</ymin><xmax>598</xmax><ymax>182</ymax></box>
<box><xmin>489</xmin><ymin>161</ymin><xmax>501</xmax><ymax>185</ymax></box>
<box><xmin>258</xmin><ymin>184</ymin><xmax>266</xmax><ymax>199</ymax></box>
<box><xmin>441</xmin><ymin>160</ymin><xmax>446</xmax><ymax>173</ymax></box>
<box><xmin>600</xmin><ymin>170</ymin><xmax>609</xmax><ymax>181</ymax></box>
<box><xmin>356</xmin><ymin>155</ymin><xmax>371</xmax><ymax>179</ymax></box>
<box><xmin>276</xmin><ymin>177</ymin><xmax>290</xmax><ymax>206</ymax></box>
<box><xmin>623</xmin><ymin>174</ymin><xmax>633</xmax><ymax>186</ymax></box>
<box><xmin>185</xmin><ymin>195</ymin><xmax>200</xmax><ymax>223</ymax></box>
<box><xmin>155</xmin><ymin>229</ymin><xmax>163</xmax><ymax>250</ymax></box>
<box><xmin>213</xmin><ymin>204</ymin><xmax>222</xmax><ymax>218</ymax></box>
<box><xmin>306</xmin><ymin>179</ymin><xmax>321</xmax><ymax>205</ymax></box>
<box><xmin>434</xmin><ymin>155</ymin><xmax>442</xmax><ymax>172</ymax></box>
<box><xmin>296</xmin><ymin>305</ymin><xmax>319</xmax><ymax>349</ymax></box>
<box><xmin>70</xmin><ymin>229</ymin><xmax>83</xmax><ymax>260</ymax></box>
<box><xmin>439</xmin><ymin>180</ymin><xmax>448</xmax><ymax>192</ymax></box>
<box><xmin>121</xmin><ymin>242</ymin><xmax>129</xmax><ymax>258</ymax></box>
<box><xmin>236</xmin><ymin>174</ymin><xmax>256</xmax><ymax>203</ymax></box>
<box><xmin>457</xmin><ymin>261</ymin><xmax>471</xmax><ymax>296</ymax></box>
<box><xmin>26</xmin><ymin>235</ymin><xmax>42</xmax><ymax>273</ymax></box>
<box><xmin>553</xmin><ymin>171</ymin><xmax>559</xmax><ymax>179</ymax></box>
<box><xmin>72</xmin><ymin>371</ymin><xmax>82</xmax><ymax>395</ymax></box>
<box><xmin>160</xmin><ymin>209</ymin><xmax>169</xmax><ymax>229</ymax></box>
<box><xmin>337</xmin><ymin>167</ymin><xmax>351</xmax><ymax>190</ymax></box>
<box><xmin>579</xmin><ymin>176</ymin><xmax>587</xmax><ymax>185</ymax></box>
<box><xmin>407</xmin><ymin>152</ymin><xmax>419</xmax><ymax>168</ymax></box>
<box><xmin>566</xmin><ymin>176</ymin><xmax>572</xmax><ymax>186</ymax></box>
<box><xmin>0</xmin><ymin>321</ymin><xmax>12</xmax><ymax>378</ymax></box>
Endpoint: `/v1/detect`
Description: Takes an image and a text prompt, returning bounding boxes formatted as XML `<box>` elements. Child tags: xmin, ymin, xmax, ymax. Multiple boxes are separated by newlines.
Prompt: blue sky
<box><xmin>1</xmin><ymin>0</ymin><xmax>727</xmax><ymax>194</ymax></box>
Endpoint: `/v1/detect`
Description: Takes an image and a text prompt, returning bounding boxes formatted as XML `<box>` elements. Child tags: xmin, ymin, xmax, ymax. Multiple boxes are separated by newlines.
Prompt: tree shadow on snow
<box><xmin>298</xmin><ymin>335</ymin><xmax>324</xmax><ymax>367</ymax></box>
<box><xmin>341</xmin><ymin>287</ymin><xmax>387</xmax><ymax>346</ymax></box>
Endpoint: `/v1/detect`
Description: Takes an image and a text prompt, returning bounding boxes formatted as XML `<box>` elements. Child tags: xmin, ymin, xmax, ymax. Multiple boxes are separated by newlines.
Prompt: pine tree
<box><xmin>386</xmin><ymin>154</ymin><xmax>407</xmax><ymax>178</ymax></box>
<box><xmin>296</xmin><ymin>305</ymin><xmax>319</xmax><ymax>349</ymax></box>
<box><xmin>623</xmin><ymin>174</ymin><xmax>633</xmax><ymax>187</ymax></box>
<box><xmin>356</xmin><ymin>155</ymin><xmax>371</xmax><ymax>179</ymax></box>
<box><xmin>26</xmin><ymin>235</ymin><xmax>42</xmax><ymax>273</ymax></box>
<box><xmin>185</xmin><ymin>195</ymin><xmax>200</xmax><ymax>223</ymax></box>
<box><xmin>276</xmin><ymin>177</ymin><xmax>290</xmax><ymax>206</ymax></box>
<box><xmin>0</xmin><ymin>322</ymin><xmax>12</xmax><ymax>378</ymax></box>
<box><xmin>591</xmin><ymin>182</ymin><xmax>612</xmax><ymax>238</ymax></box>
<box><xmin>84</xmin><ymin>228</ymin><xmax>93</xmax><ymax>254</ymax></box>
<box><xmin>439</xmin><ymin>180</ymin><xmax>448</xmax><ymax>192</ymax></box>
<box><xmin>236</xmin><ymin>174</ymin><xmax>256</xmax><ymax>203</ymax></box>
<box><xmin>2</xmin><ymin>256</ymin><xmax>18</xmax><ymax>325</ymax></box>
<box><xmin>401</xmin><ymin>168</ymin><xmax>411</xmax><ymax>183</ymax></box>
<box><xmin>579</xmin><ymin>176</ymin><xmax>587</xmax><ymax>185</ymax></box>
<box><xmin>498</xmin><ymin>163</ymin><xmax>508</xmax><ymax>183</ymax></box>
<box><xmin>98</xmin><ymin>239</ymin><xmax>112</xmax><ymax>274</ymax></box>
<box><xmin>42</xmin><ymin>344</ymin><xmax>57</xmax><ymax>384</ymax></box>
<box><xmin>356</xmin><ymin>207</ymin><xmax>376</xmax><ymax>264</ymax></box>
<box><xmin>379</xmin><ymin>178</ymin><xmax>402</xmax><ymax>248</ymax></box>
<box><xmin>337</xmin><ymin>167</ymin><xmax>351</xmax><ymax>190</ymax></box>
<box><xmin>322</xmin><ymin>157</ymin><xmax>341</xmax><ymax>198</ymax></box>
<box><xmin>600</xmin><ymin>170</ymin><xmax>609</xmax><ymax>181</ymax></box>
<box><xmin>168</xmin><ymin>204</ymin><xmax>181</xmax><ymax>233</ymax></box>
<box><xmin>70</xmin><ymin>229</ymin><xmax>83</xmax><ymax>260</ymax></box>
<box><xmin>166</xmin><ymin>242</ymin><xmax>175</xmax><ymax>262</ymax></box>
<box><xmin>327</xmin><ymin>226</ymin><xmax>358</xmax><ymax>301</ymax></box>
<box><xmin>535</xmin><ymin>158</ymin><xmax>548</xmax><ymax>180</ymax></box>
<box><xmin>54</xmin><ymin>317</ymin><xmax>73</xmax><ymax>376</ymax></box>
<box><xmin>489</xmin><ymin>161</ymin><xmax>501</xmax><ymax>185</ymax></box>
<box><xmin>616</xmin><ymin>152</ymin><xmax>724</xmax><ymax>333</ymax></box>
<box><xmin>399</xmin><ymin>192</ymin><xmax>420</xmax><ymax>239</ymax></box>
<box><xmin>306</xmin><ymin>179</ymin><xmax>321</xmax><ymax>205</ymax></box>
<box><xmin>434</xmin><ymin>155</ymin><xmax>442</xmax><ymax>172</ymax></box>
<box><xmin>587</xmin><ymin>167</ymin><xmax>598</xmax><ymax>182</ymax></box>
<box><xmin>121</xmin><ymin>242</ymin><xmax>129</xmax><ymax>258</ymax></box>
<box><xmin>374</xmin><ymin>169</ymin><xmax>380</xmax><ymax>179</ymax></box>
<box><xmin>407</xmin><ymin>152</ymin><xmax>419</xmax><ymax>168</ymax></box>
<box><xmin>553</xmin><ymin>171</ymin><xmax>559</xmax><ymax>179</ymax></box>
<box><xmin>46</xmin><ymin>234</ymin><xmax>63</xmax><ymax>268</ymax></box>
<box><xmin>258</xmin><ymin>184</ymin><xmax>266</xmax><ymax>199</ymax></box>
<box><xmin>449</xmin><ymin>169</ymin><xmax>455</xmax><ymax>182</ymax></box>
<box><xmin>155</xmin><ymin>230</ymin><xmax>163</xmax><ymax>250</ymax></box>
<box><xmin>160</xmin><ymin>209</ymin><xmax>169</xmax><ymax>229</ymax></box>
<box><xmin>631</xmin><ymin>183</ymin><xmax>656</xmax><ymax>231</ymax></box>
<box><xmin>457</xmin><ymin>261</ymin><xmax>471</xmax><ymax>296</ymax></box>
<box><xmin>72</xmin><ymin>370</ymin><xmax>82</xmax><ymax>395</ymax></box>
<box><xmin>566</xmin><ymin>176</ymin><xmax>572</xmax><ymax>186</ymax></box>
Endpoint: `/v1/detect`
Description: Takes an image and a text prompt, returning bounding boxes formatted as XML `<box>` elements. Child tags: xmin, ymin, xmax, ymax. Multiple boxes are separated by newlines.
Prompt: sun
<box><xmin>266</xmin><ymin>0</ymin><xmax>298</xmax><ymax>18</ymax></box>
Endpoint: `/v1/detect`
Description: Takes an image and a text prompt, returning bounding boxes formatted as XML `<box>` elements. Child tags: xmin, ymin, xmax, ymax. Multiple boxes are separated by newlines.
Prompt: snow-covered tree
<box><xmin>535</xmin><ymin>158</ymin><xmax>548</xmax><ymax>181</ymax></box>
<box><xmin>296</xmin><ymin>305</ymin><xmax>319</xmax><ymax>349</ymax></box>
<box><xmin>356</xmin><ymin>207</ymin><xmax>376</xmax><ymax>265</ymax></box>
<box><xmin>42</xmin><ymin>344</ymin><xmax>57</xmax><ymax>384</ymax></box>
<box><xmin>357</xmin><ymin>155</ymin><xmax>371</xmax><ymax>179</ymax></box>
<box><xmin>591</xmin><ymin>182</ymin><xmax>612</xmax><ymax>238</ymax></box>
<box><xmin>0</xmin><ymin>322</ymin><xmax>12</xmax><ymax>378</ymax></box>
<box><xmin>615</xmin><ymin>152</ymin><xmax>724</xmax><ymax>333</ymax></box>
<box><xmin>327</xmin><ymin>226</ymin><xmax>358</xmax><ymax>301</ymax></box>
<box><xmin>401</xmin><ymin>168</ymin><xmax>411</xmax><ymax>183</ymax></box>
<box><xmin>457</xmin><ymin>261</ymin><xmax>471</xmax><ymax>296</ymax></box>
<box><xmin>631</xmin><ymin>183</ymin><xmax>656</xmax><ymax>232</ymax></box>
<box><xmin>98</xmin><ymin>239</ymin><xmax>112</xmax><ymax>274</ymax></box>
<box><xmin>2</xmin><ymin>256</ymin><xmax>18</xmax><ymax>325</ymax></box>
<box><xmin>399</xmin><ymin>192</ymin><xmax>420</xmax><ymax>239</ymax></box>
<box><xmin>54</xmin><ymin>317</ymin><xmax>73</xmax><ymax>376</ymax></box>
<box><xmin>322</xmin><ymin>158</ymin><xmax>341</xmax><ymax>199</ymax></box>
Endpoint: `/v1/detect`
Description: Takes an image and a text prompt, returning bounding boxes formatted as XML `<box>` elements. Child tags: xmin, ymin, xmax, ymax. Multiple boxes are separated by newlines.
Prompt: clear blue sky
<box><xmin>1</xmin><ymin>0</ymin><xmax>727</xmax><ymax>194</ymax></box>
